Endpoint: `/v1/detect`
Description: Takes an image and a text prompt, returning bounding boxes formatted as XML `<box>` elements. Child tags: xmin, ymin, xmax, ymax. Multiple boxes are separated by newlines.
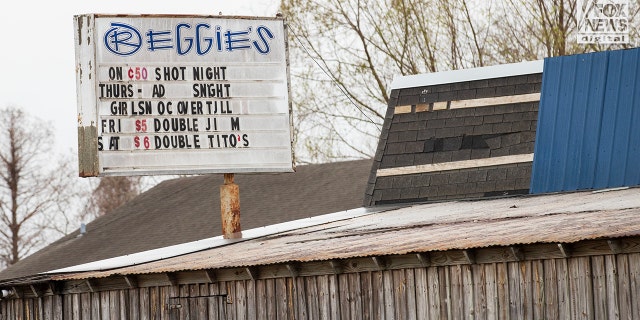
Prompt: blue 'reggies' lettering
<box><xmin>103</xmin><ymin>21</ymin><xmax>275</xmax><ymax>56</ymax></box>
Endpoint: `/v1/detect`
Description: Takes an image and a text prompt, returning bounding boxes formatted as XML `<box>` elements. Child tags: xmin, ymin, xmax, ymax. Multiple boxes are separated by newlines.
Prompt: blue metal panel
<box><xmin>531</xmin><ymin>48</ymin><xmax>640</xmax><ymax>193</ymax></box>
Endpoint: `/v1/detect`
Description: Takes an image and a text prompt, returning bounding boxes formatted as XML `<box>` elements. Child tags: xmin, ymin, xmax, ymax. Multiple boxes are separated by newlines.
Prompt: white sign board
<box><xmin>74</xmin><ymin>14</ymin><xmax>294</xmax><ymax>176</ymax></box>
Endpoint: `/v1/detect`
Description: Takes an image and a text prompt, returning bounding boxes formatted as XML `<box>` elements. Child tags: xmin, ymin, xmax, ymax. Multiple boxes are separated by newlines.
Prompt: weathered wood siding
<box><xmin>3</xmin><ymin>253</ymin><xmax>640</xmax><ymax>319</ymax></box>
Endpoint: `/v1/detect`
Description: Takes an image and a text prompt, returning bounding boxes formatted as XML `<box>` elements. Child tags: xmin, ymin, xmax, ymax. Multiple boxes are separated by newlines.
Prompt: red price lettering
<box><xmin>133</xmin><ymin>136</ymin><xmax>151</xmax><ymax>149</ymax></box>
<box><xmin>127</xmin><ymin>67</ymin><xmax>148</xmax><ymax>80</ymax></box>
<box><xmin>135</xmin><ymin>119</ymin><xmax>147</xmax><ymax>132</ymax></box>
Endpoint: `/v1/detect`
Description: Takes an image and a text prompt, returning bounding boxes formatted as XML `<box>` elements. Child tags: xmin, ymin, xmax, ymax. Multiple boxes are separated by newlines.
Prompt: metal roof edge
<box><xmin>43</xmin><ymin>205</ymin><xmax>405</xmax><ymax>275</ymax></box>
<box><xmin>389</xmin><ymin>60</ymin><xmax>544</xmax><ymax>90</ymax></box>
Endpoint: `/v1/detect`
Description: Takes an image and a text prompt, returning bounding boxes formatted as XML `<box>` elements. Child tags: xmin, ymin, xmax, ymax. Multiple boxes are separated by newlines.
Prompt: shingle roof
<box><xmin>0</xmin><ymin>159</ymin><xmax>373</xmax><ymax>281</ymax></box>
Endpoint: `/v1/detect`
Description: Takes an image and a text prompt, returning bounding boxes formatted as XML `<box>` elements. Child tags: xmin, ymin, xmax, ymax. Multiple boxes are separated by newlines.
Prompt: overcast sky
<box><xmin>0</xmin><ymin>1</ymin><xmax>280</xmax><ymax>156</ymax></box>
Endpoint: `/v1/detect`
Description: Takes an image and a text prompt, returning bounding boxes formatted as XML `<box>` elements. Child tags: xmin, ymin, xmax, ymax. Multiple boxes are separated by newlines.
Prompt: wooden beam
<box><xmin>123</xmin><ymin>275</ymin><xmax>137</xmax><ymax>288</ymax></box>
<box><xmin>608</xmin><ymin>239</ymin><xmax>623</xmax><ymax>254</ymax></box>
<box><xmin>165</xmin><ymin>273</ymin><xmax>178</xmax><ymax>286</ymax></box>
<box><xmin>462</xmin><ymin>250</ymin><xmax>475</xmax><ymax>264</ymax></box>
<box><xmin>557</xmin><ymin>243</ymin><xmax>571</xmax><ymax>258</ymax></box>
<box><xmin>371</xmin><ymin>256</ymin><xmax>387</xmax><ymax>270</ymax></box>
<box><xmin>205</xmin><ymin>269</ymin><xmax>216</xmax><ymax>283</ymax></box>
<box><xmin>245</xmin><ymin>267</ymin><xmax>259</xmax><ymax>280</ymax></box>
<box><xmin>11</xmin><ymin>287</ymin><xmax>20</xmax><ymax>299</ymax></box>
<box><xmin>510</xmin><ymin>246</ymin><xmax>524</xmax><ymax>261</ymax></box>
<box><xmin>416</xmin><ymin>253</ymin><xmax>430</xmax><ymax>267</ymax></box>
<box><xmin>329</xmin><ymin>260</ymin><xmax>342</xmax><ymax>274</ymax></box>
<box><xmin>85</xmin><ymin>280</ymin><xmax>95</xmax><ymax>293</ymax></box>
<box><xmin>29</xmin><ymin>285</ymin><xmax>41</xmax><ymax>298</ymax></box>
<box><xmin>449</xmin><ymin>93</ymin><xmax>540</xmax><ymax>109</ymax></box>
<box><xmin>286</xmin><ymin>264</ymin><xmax>299</xmax><ymax>278</ymax></box>
<box><xmin>48</xmin><ymin>282</ymin><xmax>61</xmax><ymax>295</ymax></box>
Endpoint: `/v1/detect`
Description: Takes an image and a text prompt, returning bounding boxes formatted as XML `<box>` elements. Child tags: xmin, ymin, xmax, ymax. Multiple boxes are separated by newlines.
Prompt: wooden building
<box><xmin>2</xmin><ymin>49</ymin><xmax>640</xmax><ymax>319</ymax></box>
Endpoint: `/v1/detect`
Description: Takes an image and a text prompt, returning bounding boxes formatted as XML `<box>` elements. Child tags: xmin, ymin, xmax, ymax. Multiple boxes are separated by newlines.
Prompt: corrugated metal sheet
<box><xmin>531</xmin><ymin>48</ymin><xmax>640</xmax><ymax>193</ymax></box>
<box><xmin>53</xmin><ymin>187</ymin><xmax>640</xmax><ymax>280</ymax></box>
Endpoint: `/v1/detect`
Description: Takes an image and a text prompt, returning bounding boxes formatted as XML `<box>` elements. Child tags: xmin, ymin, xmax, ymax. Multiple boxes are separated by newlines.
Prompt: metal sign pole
<box><xmin>220</xmin><ymin>173</ymin><xmax>241</xmax><ymax>238</ymax></box>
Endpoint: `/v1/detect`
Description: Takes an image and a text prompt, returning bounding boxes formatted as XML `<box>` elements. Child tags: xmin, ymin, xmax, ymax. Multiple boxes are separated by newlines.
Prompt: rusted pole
<box><xmin>220</xmin><ymin>173</ymin><xmax>241</xmax><ymax>238</ymax></box>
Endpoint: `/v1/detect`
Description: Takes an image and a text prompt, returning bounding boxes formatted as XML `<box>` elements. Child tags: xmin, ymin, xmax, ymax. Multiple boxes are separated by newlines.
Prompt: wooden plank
<box><xmin>440</xmin><ymin>267</ymin><xmax>452</xmax><ymax>319</ymax></box>
<box><xmin>100</xmin><ymin>291</ymin><xmax>110</xmax><ymax>320</ymax></box>
<box><xmin>485</xmin><ymin>264</ymin><xmax>498</xmax><ymax>320</ymax></box>
<box><xmin>392</xmin><ymin>270</ymin><xmax>408</xmax><ymax>320</ymax></box>
<box><xmin>371</xmin><ymin>271</ymin><xmax>385</xmax><ymax>320</ymax></box>
<box><xmin>383</xmin><ymin>270</ymin><xmax>395</xmax><ymax>320</ymax></box>
<box><xmin>120</xmin><ymin>290</ymin><xmax>130</xmax><ymax>320</ymax></box>
<box><xmin>496</xmin><ymin>262</ymin><xmax>509</xmax><ymax>320</ymax></box>
<box><xmin>450</xmin><ymin>265</ymin><xmax>464</xmax><ymax>319</ymax></box>
<box><xmin>350</xmin><ymin>273</ymin><xmax>364</xmax><ymax>319</ymax></box>
<box><xmin>200</xmin><ymin>284</ymin><xmax>211</xmax><ymax>319</ymax></box>
<box><xmin>236</xmin><ymin>281</ymin><xmax>248</xmax><ymax>320</ymax></box>
<box><xmin>296</xmin><ymin>277</ymin><xmax>308</xmax><ymax>320</ymax></box>
<box><xmin>189</xmin><ymin>284</ymin><xmax>200</xmax><ymax>320</ymax></box>
<box><xmin>377</xmin><ymin>154</ymin><xmax>533</xmax><ymax>177</ymax></box>
<box><xmin>449</xmin><ymin>93</ymin><xmax>541</xmax><ymax>109</ymax></box>
<box><xmin>591</xmin><ymin>256</ymin><xmax>608</xmax><ymax>319</ymax></box>
<box><xmin>328</xmin><ymin>275</ymin><xmax>341</xmax><ymax>320</ymax></box>
<box><xmin>109</xmin><ymin>291</ymin><xmax>120</xmax><ymax>320</ymax></box>
<box><xmin>255</xmin><ymin>280</ymin><xmax>267</xmax><ymax>319</ymax></box>
<box><xmin>226</xmin><ymin>282</ymin><xmax>236</xmax><ymax>320</ymax></box>
<box><xmin>542</xmin><ymin>259</ymin><xmax>558</xmax><ymax>319</ymax></box>
<box><xmin>605</xmin><ymin>255</ymin><xmax>621</xmax><ymax>319</ymax></box>
<box><xmin>139</xmin><ymin>287</ymin><xmax>150</xmax><ymax>320</ymax></box>
<box><xmin>359</xmin><ymin>272</ymin><xmax>372</xmax><ymax>320</ymax></box>
<box><xmin>306</xmin><ymin>276</ymin><xmax>320</xmax><ymax>320</ymax></box>
<box><xmin>149</xmin><ymin>286</ymin><xmax>160</xmax><ymax>320</ymax></box>
<box><xmin>556</xmin><ymin>259</ymin><xmax>571</xmax><ymax>319</ymax></box>
<box><xmin>520</xmin><ymin>261</ymin><xmax>533</xmax><ymax>320</ymax></box>
<box><xmin>126</xmin><ymin>289</ymin><xmax>137</xmax><ymax>320</ymax></box>
<box><xmin>433</xmin><ymin>101</ymin><xmax>448</xmax><ymax>111</ymax></box>
<box><xmin>406</xmin><ymin>269</ymin><xmax>417</xmax><ymax>320</ymax></box>
<box><xmin>317</xmin><ymin>275</ymin><xmax>332</xmax><ymax>320</ymax></box>
<box><xmin>72</xmin><ymin>294</ymin><xmax>81</xmax><ymax>320</ymax></box>
<box><xmin>207</xmin><ymin>282</ymin><xmax>221</xmax><ymax>320</ymax></box>
<box><xmin>531</xmin><ymin>260</ymin><xmax>545</xmax><ymax>319</ymax></box>
<box><xmin>629</xmin><ymin>254</ymin><xmax>640</xmax><ymax>318</ymax></box>
<box><xmin>338</xmin><ymin>273</ymin><xmax>350</xmax><ymax>320</ymax></box>
<box><xmin>270</xmin><ymin>279</ymin><xmax>281</xmax><ymax>320</ymax></box>
<box><xmin>415</xmin><ymin>268</ymin><xmax>429</xmax><ymax>320</ymax></box>
<box><xmin>395</xmin><ymin>105</ymin><xmax>412</xmax><ymax>114</ymax></box>
<box><xmin>569</xmin><ymin>257</ymin><xmax>594</xmax><ymax>319</ymax></box>
<box><xmin>617</xmin><ymin>254</ymin><xmax>632</xmax><ymax>320</ymax></box>
<box><xmin>473</xmin><ymin>264</ymin><xmax>488</xmax><ymax>320</ymax></box>
<box><xmin>460</xmin><ymin>265</ymin><xmax>473</xmax><ymax>320</ymax></box>
<box><xmin>426</xmin><ymin>267</ymin><xmax>441</xmax><ymax>319</ymax></box>
<box><xmin>246</xmin><ymin>279</ymin><xmax>257</xmax><ymax>320</ymax></box>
